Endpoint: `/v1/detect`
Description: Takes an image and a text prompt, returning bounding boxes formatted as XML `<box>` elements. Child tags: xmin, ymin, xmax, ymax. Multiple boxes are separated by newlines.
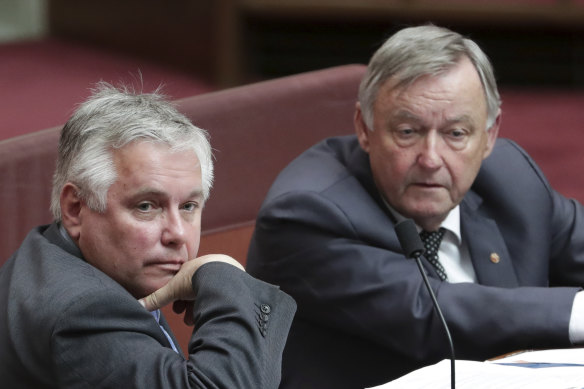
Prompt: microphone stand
<box><xmin>395</xmin><ymin>219</ymin><xmax>456</xmax><ymax>389</ymax></box>
<box><xmin>412</xmin><ymin>251</ymin><xmax>456</xmax><ymax>389</ymax></box>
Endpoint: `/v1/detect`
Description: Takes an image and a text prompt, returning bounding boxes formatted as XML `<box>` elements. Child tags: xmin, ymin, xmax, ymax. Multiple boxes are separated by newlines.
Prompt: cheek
<box><xmin>78</xmin><ymin>217</ymin><xmax>128</xmax><ymax>271</ymax></box>
<box><xmin>186</xmin><ymin>218</ymin><xmax>202</xmax><ymax>258</ymax></box>
<box><xmin>188</xmin><ymin>237</ymin><xmax>201</xmax><ymax>259</ymax></box>
<box><xmin>376</xmin><ymin>148</ymin><xmax>414</xmax><ymax>181</ymax></box>
<box><xmin>121</xmin><ymin>224</ymin><xmax>161</xmax><ymax>252</ymax></box>
<box><xmin>449</xmin><ymin>156</ymin><xmax>482</xmax><ymax>193</ymax></box>
<box><xmin>86</xmin><ymin>215</ymin><xmax>159</xmax><ymax>258</ymax></box>
<box><xmin>370</xmin><ymin>142</ymin><xmax>397</xmax><ymax>165</ymax></box>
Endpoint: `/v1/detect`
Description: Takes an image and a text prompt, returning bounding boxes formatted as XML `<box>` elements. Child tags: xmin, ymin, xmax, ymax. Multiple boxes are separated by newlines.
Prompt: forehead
<box><xmin>112</xmin><ymin>141</ymin><xmax>202</xmax><ymax>188</ymax></box>
<box><xmin>376</xmin><ymin>58</ymin><xmax>487</xmax><ymax>119</ymax></box>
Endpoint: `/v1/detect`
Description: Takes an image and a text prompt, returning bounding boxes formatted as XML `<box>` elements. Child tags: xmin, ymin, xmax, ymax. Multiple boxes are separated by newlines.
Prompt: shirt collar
<box><xmin>382</xmin><ymin>195</ymin><xmax>462</xmax><ymax>245</ymax></box>
<box><xmin>150</xmin><ymin>309</ymin><xmax>161</xmax><ymax>323</ymax></box>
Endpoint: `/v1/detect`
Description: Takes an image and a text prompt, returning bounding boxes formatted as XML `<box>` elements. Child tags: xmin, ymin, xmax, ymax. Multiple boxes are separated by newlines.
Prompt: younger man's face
<box><xmin>74</xmin><ymin>141</ymin><xmax>204</xmax><ymax>298</ymax></box>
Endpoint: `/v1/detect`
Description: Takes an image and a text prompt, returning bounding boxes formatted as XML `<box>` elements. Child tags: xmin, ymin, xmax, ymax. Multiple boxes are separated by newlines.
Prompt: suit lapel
<box><xmin>461</xmin><ymin>195</ymin><xmax>519</xmax><ymax>287</ymax></box>
<box><xmin>347</xmin><ymin>139</ymin><xmax>399</xmax><ymax>225</ymax></box>
<box><xmin>159</xmin><ymin>313</ymin><xmax>185</xmax><ymax>357</ymax></box>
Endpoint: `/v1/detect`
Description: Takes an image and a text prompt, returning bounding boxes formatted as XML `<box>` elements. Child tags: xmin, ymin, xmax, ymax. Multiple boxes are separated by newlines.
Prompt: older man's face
<box><xmin>355</xmin><ymin>57</ymin><xmax>499</xmax><ymax>231</ymax></box>
<box><xmin>76</xmin><ymin>141</ymin><xmax>203</xmax><ymax>298</ymax></box>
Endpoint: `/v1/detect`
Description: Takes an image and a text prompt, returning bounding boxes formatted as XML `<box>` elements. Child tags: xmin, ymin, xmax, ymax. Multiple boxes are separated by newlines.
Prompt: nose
<box><xmin>417</xmin><ymin>131</ymin><xmax>443</xmax><ymax>170</ymax></box>
<box><xmin>161</xmin><ymin>209</ymin><xmax>187</xmax><ymax>248</ymax></box>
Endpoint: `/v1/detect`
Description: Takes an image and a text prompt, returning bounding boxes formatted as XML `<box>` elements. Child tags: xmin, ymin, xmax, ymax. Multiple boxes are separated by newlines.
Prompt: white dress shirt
<box><xmin>383</xmin><ymin>203</ymin><xmax>584</xmax><ymax>344</ymax></box>
<box><xmin>386</xmin><ymin>203</ymin><xmax>476</xmax><ymax>283</ymax></box>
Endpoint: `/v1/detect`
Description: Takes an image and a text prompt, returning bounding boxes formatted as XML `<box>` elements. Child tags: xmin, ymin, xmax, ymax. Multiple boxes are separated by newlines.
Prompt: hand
<box><xmin>139</xmin><ymin>254</ymin><xmax>245</xmax><ymax>313</ymax></box>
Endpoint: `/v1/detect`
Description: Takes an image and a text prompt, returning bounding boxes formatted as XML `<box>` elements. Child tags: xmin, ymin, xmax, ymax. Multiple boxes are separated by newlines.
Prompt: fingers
<box><xmin>172</xmin><ymin>300</ymin><xmax>195</xmax><ymax>326</ymax></box>
<box><xmin>140</xmin><ymin>266</ymin><xmax>192</xmax><ymax>311</ymax></box>
<box><xmin>196</xmin><ymin>254</ymin><xmax>246</xmax><ymax>272</ymax></box>
<box><xmin>183</xmin><ymin>304</ymin><xmax>194</xmax><ymax>325</ymax></box>
<box><xmin>173</xmin><ymin>300</ymin><xmax>188</xmax><ymax>314</ymax></box>
<box><xmin>138</xmin><ymin>254</ymin><xmax>245</xmax><ymax>311</ymax></box>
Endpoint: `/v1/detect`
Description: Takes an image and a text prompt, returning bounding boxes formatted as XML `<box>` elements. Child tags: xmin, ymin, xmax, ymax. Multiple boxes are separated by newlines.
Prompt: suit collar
<box><xmin>345</xmin><ymin>136</ymin><xmax>398</xmax><ymax>224</ymax></box>
<box><xmin>44</xmin><ymin>222</ymin><xmax>83</xmax><ymax>259</ymax></box>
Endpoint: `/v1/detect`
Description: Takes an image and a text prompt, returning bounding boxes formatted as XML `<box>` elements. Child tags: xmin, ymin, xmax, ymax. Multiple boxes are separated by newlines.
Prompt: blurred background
<box><xmin>1</xmin><ymin>0</ymin><xmax>584</xmax><ymax>140</ymax></box>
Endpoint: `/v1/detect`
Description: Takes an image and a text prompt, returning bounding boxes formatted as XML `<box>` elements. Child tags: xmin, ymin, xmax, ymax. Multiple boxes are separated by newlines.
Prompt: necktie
<box><xmin>419</xmin><ymin>228</ymin><xmax>448</xmax><ymax>281</ymax></box>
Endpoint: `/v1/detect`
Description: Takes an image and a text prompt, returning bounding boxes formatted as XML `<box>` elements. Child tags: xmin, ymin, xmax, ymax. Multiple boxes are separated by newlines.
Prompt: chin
<box><xmin>407</xmin><ymin>207</ymin><xmax>449</xmax><ymax>225</ymax></box>
<box><xmin>149</xmin><ymin>279</ymin><xmax>172</xmax><ymax>294</ymax></box>
<box><xmin>131</xmin><ymin>279</ymin><xmax>171</xmax><ymax>300</ymax></box>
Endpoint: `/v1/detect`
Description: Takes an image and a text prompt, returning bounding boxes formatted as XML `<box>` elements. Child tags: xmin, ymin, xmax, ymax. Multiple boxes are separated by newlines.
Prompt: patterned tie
<box><xmin>419</xmin><ymin>228</ymin><xmax>448</xmax><ymax>281</ymax></box>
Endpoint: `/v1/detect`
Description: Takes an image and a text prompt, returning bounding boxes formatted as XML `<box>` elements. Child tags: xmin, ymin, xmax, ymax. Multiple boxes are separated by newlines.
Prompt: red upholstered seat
<box><xmin>3</xmin><ymin>63</ymin><xmax>584</xmax><ymax>354</ymax></box>
<box><xmin>0</xmin><ymin>39</ymin><xmax>213</xmax><ymax>141</ymax></box>
<box><xmin>0</xmin><ymin>64</ymin><xmax>366</xmax><ymax>353</ymax></box>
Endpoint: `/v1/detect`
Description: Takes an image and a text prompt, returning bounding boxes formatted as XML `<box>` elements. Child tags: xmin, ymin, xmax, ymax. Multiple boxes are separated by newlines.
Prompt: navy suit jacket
<box><xmin>247</xmin><ymin>135</ymin><xmax>584</xmax><ymax>389</ymax></box>
<box><xmin>0</xmin><ymin>223</ymin><xmax>296</xmax><ymax>388</ymax></box>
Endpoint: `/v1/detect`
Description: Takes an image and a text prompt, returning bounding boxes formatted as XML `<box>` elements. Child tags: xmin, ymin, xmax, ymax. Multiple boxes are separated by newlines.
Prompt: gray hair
<box><xmin>358</xmin><ymin>25</ymin><xmax>501</xmax><ymax>130</ymax></box>
<box><xmin>50</xmin><ymin>82</ymin><xmax>213</xmax><ymax>221</ymax></box>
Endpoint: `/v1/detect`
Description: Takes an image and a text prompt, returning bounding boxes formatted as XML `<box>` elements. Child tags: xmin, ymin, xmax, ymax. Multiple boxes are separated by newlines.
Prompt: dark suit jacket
<box><xmin>246</xmin><ymin>135</ymin><xmax>584</xmax><ymax>389</ymax></box>
<box><xmin>0</xmin><ymin>223</ymin><xmax>296</xmax><ymax>388</ymax></box>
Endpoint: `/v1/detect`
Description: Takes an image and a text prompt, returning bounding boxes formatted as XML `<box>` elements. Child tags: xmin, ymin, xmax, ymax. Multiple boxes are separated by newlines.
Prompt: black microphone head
<box><xmin>395</xmin><ymin>219</ymin><xmax>425</xmax><ymax>259</ymax></box>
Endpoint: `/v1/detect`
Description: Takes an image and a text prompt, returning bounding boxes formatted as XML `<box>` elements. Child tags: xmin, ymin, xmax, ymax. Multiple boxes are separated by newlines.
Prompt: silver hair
<box><xmin>50</xmin><ymin>82</ymin><xmax>214</xmax><ymax>221</ymax></box>
<box><xmin>358</xmin><ymin>25</ymin><xmax>501</xmax><ymax>130</ymax></box>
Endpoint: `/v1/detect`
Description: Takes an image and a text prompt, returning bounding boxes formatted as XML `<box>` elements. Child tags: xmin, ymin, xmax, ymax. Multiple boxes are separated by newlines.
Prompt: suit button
<box><xmin>261</xmin><ymin>304</ymin><xmax>271</xmax><ymax>314</ymax></box>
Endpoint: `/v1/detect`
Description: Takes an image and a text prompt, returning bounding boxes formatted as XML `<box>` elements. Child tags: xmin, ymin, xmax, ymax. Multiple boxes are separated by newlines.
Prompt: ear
<box><xmin>482</xmin><ymin>109</ymin><xmax>501</xmax><ymax>160</ymax></box>
<box><xmin>354</xmin><ymin>102</ymin><xmax>371</xmax><ymax>153</ymax></box>
<box><xmin>60</xmin><ymin>183</ymin><xmax>83</xmax><ymax>241</ymax></box>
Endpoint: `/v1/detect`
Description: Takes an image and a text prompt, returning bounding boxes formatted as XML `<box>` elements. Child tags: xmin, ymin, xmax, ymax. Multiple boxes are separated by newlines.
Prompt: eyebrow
<box><xmin>391</xmin><ymin>110</ymin><xmax>421</xmax><ymax>123</ymax></box>
<box><xmin>391</xmin><ymin>110</ymin><xmax>477</xmax><ymax>127</ymax></box>
<box><xmin>129</xmin><ymin>188</ymin><xmax>204</xmax><ymax>200</ymax></box>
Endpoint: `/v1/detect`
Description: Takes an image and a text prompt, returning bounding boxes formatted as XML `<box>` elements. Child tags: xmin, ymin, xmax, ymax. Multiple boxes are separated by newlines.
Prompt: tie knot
<box><xmin>420</xmin><ymin>227</ymin><xmax>445</xmax><ymax>244</ymax></box>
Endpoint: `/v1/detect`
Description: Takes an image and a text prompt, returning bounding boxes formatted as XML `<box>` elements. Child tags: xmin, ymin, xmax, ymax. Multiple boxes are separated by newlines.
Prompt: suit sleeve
<box><xmin>51</xmin><ymin>262</ymin><xmax>296</xmax><ymax>389</ymax></box>
<box><xmin>247</xmin><ymin>185</ymin><xmax>583</xmax><ymax>364</ymax></box>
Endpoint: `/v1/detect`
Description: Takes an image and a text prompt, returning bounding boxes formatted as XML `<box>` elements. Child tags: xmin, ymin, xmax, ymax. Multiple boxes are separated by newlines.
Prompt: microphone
<box><xmin>395</xmin><ymin>219</ymin><xmax>456</xmax><ymax>389</ymax></box>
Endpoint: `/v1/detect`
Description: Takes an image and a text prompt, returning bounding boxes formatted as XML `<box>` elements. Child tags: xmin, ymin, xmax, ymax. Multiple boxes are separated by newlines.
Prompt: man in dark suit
<box><xmin>246</xmin><ymin>25</ymin><xmax>584</xmax><ymax>388</ymax></box>
<box><xmin>0</xmin><ymin>83</ymin><xmax>296</xmax><ymax>388</ymax></box>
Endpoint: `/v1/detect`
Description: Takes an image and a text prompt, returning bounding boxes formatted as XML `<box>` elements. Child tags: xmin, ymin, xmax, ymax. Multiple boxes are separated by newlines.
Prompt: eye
<box><xmin>443</xmin><ymin>127</ymin><xmax>471</xmax><ymax>150</ymax></box>
<box><xmin>136</xmin><ymin>202</ymin><xmax>154</xmax><ymax>212</ymax></box>
<box><xmin>181</xmin><ymin>202</ymin><xmax>199</xmax><ymax>212</ymax></box>
<box><xmin>450</xmin><ymin>129</ymin><xmax>465</xmax><ymax>138</ymax></box>
<box><xmin>398</xmin><ymin>128</ymin><xmax>415</xmax><ymax>136</ymax></box>
<box><xmin>392</xmin><ymin>126</ymin><xmax>420</xmax><ymax>147</ymax></box>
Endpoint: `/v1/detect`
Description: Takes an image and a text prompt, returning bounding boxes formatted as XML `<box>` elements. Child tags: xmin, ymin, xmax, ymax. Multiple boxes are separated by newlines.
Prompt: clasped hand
<box><xmin>139</xmin><ymin>254</ymin><xmax>245</xmax><ymax>325</ymax></box>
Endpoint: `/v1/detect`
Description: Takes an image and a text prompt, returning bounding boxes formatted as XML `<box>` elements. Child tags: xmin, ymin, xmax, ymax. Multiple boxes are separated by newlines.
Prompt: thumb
<box><xmin>139</xmin><ymin>284</ymin><xmax>173</xmax><ymax>312</ymax></box>
<box><xmin>138</xmin><ymin>254</ymin><xmax>243</xmax><ymax>311</ymax></box>
<box><xmin>138</xmin><ymin>261</ymin><xmax>196</xmax><ymax>311</ymax></box>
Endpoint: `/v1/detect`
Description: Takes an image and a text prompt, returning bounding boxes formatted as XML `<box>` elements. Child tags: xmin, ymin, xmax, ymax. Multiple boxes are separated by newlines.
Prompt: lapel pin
<box><xmin>490</xmin><ymin>253</ymin><xmax>500</xmax><ymax>264</ymax></box>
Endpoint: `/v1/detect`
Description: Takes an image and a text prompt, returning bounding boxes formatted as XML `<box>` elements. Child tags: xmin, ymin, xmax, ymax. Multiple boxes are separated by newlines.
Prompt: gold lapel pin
<box><xmin>490</xmin><ymin>253</ymin><xmax>500</xmax><ymax>264</ymax></box>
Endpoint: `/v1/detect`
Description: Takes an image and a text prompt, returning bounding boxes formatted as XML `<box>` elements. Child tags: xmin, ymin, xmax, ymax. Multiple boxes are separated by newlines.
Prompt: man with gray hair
<box><xmin>0</xmin><ymin>83</ymin><xmax>296</xmax><ymax>388</ymax></box>
<box><xmin>246</xmin><ymin>24</ymin><xmax>584</xmax><ymax>388</ymax></box>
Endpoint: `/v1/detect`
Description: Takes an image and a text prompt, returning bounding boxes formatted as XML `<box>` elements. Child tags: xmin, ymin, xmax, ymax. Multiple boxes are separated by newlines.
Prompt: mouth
<box><xmin>412</xmin><ymin>182</ymin><xmax>443</xmax><ymax>189</ymax></box>
<box><xmin>148</xmin><ymin>259</ymin><xmax>185</xmax><ymax>273</ymax></box>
